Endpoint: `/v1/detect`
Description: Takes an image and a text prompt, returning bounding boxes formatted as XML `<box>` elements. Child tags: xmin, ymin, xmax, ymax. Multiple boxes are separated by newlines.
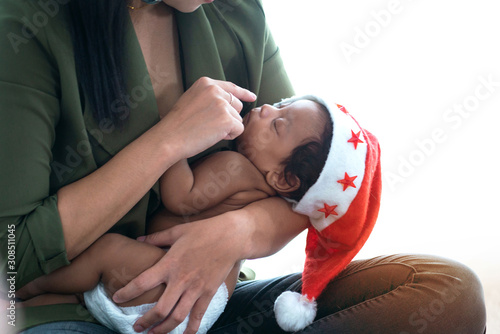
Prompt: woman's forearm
<box><xmin>58</xmin><ymin>120</ymin><xmax>180</xmax><ymax>260</ymax></box>
<box><xmin>237</xmin><ymin>197</ymin><xmax>309</xmax><ymax>260</ymax></box>
<box><xmin>57</xmin><ymin>77</ymin><xmax>256</xmax><ymax>260</ymax></box>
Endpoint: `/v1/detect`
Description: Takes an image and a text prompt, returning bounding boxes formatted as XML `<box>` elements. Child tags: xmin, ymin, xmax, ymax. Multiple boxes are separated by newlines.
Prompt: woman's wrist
<box><xmin>224</xmin><ymin>208</ymin><xmax>256</xmax><ymax>260</ymax></box>
<box><xmin>150</xmin><ymin>119</ymin><xmax>186</xmax><ymax>170</ymax></box>
<box><xmin>234</xmin><ymin>197</ymin><xmax>309</xmax><ymax>260</ymax></box>
<box><xmin>225</xmin><ymin>202</ymin><xmax>276</xmax><ymax>260</ymax></box>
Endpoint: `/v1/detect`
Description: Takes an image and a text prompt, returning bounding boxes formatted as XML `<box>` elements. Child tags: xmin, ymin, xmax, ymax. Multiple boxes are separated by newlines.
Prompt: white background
<box><xmin>246</xmin><ymin>0</ymin><xmax>500</xmax><ymax>331</ymax></box>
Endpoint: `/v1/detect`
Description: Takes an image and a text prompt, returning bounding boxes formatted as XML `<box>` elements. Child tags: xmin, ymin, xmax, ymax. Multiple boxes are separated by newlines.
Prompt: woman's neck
<box><xmin>129</xmin><ymin>0</ymin><xmax>183</xmax><ymax>118</ymax></box>
<box><xmin>128</xmin><ymin>0</ymin><xmax>166</xmax><ymax>13</ymax></box>
<box><xmin>128</xmin><ymin>1</ymin><xmax>173</xmax><ymax>25</ymax></box>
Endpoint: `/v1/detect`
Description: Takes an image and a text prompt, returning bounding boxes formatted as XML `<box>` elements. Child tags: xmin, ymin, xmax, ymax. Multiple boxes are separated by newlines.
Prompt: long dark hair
<box><xmin>68</xmin><ymin>0</ymin><xmax>130</xmax><ymax>127</ymax></box>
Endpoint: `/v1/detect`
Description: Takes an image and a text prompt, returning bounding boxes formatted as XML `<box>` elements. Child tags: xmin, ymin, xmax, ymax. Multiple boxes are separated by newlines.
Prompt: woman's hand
<box><xmin>160</xmin><ymin>77</ymin><xmax>256</xmax><ymax>162</ymax></box>
<box><xmin>112</xmin><ymin>211</ymin><xmax>248</xmax><ymax>334</ymax></box>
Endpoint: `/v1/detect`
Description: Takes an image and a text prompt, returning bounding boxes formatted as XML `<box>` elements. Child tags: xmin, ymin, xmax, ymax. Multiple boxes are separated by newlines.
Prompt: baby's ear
<box><xmin>266</xmin><ymin>170</ymin><xmax>301</xmax><ymax>194</ymax></box>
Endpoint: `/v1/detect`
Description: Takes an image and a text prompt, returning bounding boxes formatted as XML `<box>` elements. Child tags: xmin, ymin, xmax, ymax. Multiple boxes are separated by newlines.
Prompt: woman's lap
<box><xmin>21</xmin><ymin>254</ymin><xmax>486</xmax><ymax>334</ymax></box>
<box><xmin>20</xmin><ymin>321</ymin><xmax>117</xmax><ymax>333</ymax></box>
<box><xmin>209</xmin><ymin>254</ymin><xmax>486</xmax><ymax>334</ymax></box>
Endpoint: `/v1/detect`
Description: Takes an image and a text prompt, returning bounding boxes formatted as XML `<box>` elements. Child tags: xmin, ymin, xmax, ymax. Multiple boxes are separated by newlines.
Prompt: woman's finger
<box><xmin>112</xmin><ymin>262</ymin><xmax>165</xmax><ymax>304</ymax></box>
<box><xmin>183</xmin><ymin>294</ymin><xmax>214</xmax><ymax>334</ymax></box>
<box><xmin>149</xmin><ymin>295</ymin><xmax>196</xmax><ymax>334</ymax></box>
<box><xmin>226</xmin><ymin>91</ymin><xmax>244</xmax><ymax>114</ymax></box>
<box><xmin>221</xmin><ymin>100</ymin><xmax>243</xmax><ymax>125</ymax></box>
<box><xmin>140</xmin><ymin>225</ymin><xmax>181</xmax><ymax>247</ymax></box>
<box><xmin>133</xmin><ymin>283</ymin><xmax>184</xmax><ymax>333</ymax></box>
<box><xmin>148</xmin><ymin>287</ymin><xmax>212</xmax><ymax>334</ymax></box>
<box><xmin>211</xmin><ymin>79</ymin><xmax>257</xmax><ymax>104</ymax></box>
<box><xmin>223</xmin><ymin>116</ymin><xmax>244</xmax><ymax>140</ymax></box>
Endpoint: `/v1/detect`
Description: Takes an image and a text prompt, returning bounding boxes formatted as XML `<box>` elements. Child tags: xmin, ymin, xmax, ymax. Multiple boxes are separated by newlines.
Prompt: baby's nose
<box><xmin>259</xmin><ymin>104</ymin><xmax>278</xmax><ymax>118</ymax></box>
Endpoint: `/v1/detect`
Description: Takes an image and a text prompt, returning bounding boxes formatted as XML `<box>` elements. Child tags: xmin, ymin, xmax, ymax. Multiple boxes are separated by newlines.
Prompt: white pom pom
<box><xmin>274</xmin><ymin>291</ymin><xmax>317</xmax><ymax>332</ymax></box>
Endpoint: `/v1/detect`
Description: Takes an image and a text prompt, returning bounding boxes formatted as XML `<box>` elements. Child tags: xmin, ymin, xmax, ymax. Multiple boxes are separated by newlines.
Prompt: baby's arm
<box><xmin>160</xmin><ymin>151</ymin><xmax>270</xmax><ymax>216</ymax></box>
<box><xmin>160</xmin><ymin>158</ymin><xmax>195</xmax><ymax>214</ymax></box>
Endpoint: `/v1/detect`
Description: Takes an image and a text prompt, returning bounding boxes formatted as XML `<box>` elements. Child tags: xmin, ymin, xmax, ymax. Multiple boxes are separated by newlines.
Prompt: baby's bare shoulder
<box><xmin>198</xmin><ymin>151</ymin><xmax>275</xmax><ymax>199</ymax></box>
<box><xmin>207</xmin><ymin>151</ymin><xmax>260</xmax><ymax>177</ymax></box>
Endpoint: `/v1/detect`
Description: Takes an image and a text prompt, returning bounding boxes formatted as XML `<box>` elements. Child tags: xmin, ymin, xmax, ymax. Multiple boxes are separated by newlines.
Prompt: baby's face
<box><xmin>236</xmin><ymin>100</ymin><xmax>325</xmax><ymax>175</ymax></box>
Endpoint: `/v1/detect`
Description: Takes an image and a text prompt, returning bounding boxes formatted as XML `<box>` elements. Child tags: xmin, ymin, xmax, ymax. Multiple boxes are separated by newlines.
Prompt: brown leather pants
<box><xmin>209</xmin><ymin>254</ymin><xmax>486</xmax><ymax>334</ymax></box>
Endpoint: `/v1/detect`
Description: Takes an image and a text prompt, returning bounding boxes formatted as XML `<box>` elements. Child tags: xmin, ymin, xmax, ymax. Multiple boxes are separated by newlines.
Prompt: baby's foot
<box><xmin>16</xmin><ymin>278</ymin><xmax>46</xmax><ymax>300</ymax></box>
<box><xmin>18</xmin><ymin>294</ymin><xmax>80</xmax><ymax>308</ymax></box>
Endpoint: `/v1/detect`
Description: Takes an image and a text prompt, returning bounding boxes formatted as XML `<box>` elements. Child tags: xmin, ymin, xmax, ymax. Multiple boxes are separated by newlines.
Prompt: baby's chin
<box><xmin>234</xmin><ymin>133</ymin><xmax>248</xmax><ymax>154</ymax></box>
<box><xmin>234</xmin><ymin>134</ymin><xmax>244</xmax><ymax>150</ymax></box>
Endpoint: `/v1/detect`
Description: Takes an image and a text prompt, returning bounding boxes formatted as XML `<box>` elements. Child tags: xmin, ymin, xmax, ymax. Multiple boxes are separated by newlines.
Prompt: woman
<box><xmin>0</xmin><ymin>0</ymin><xmax>486</xmax><ymax>333</ymax></box>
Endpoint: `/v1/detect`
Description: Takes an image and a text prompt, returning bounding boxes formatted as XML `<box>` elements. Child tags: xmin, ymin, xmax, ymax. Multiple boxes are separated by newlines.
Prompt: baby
<box><xmin>158</xmin><ymin>98</ymin><xmax>333</xmax><ymax>222</ymax></box>
<box><xmin>17</xmin><ymin>96</ymin><xmax>335</xmax><ymax>334</ymax></box>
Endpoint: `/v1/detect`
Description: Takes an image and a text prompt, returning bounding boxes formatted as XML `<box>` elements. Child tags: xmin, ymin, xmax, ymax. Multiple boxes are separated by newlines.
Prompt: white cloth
<box><xmin>83</xmin><ymin>282</ymin><xmax>228</xmax><ymax>334</ymax></box>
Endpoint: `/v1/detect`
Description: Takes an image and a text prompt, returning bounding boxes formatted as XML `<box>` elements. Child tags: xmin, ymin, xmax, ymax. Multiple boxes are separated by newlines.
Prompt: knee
<box><xmin>448</xmin><ymin>259</ymin><xmax>486</xmax><ymax>318</ymax></box>
<box><xmin>97</xmin><ymin>232</ymin><xmax>128</xmax><ymax>244</ymax></box>
<box><xmin>90</xmin><ymin>233</ymin><xmax>131</xmax><ymax>255</ymax></box>
<box><xmin>414</xmin><ymin>256</ymin><xmax>487</xmax><ymax>333</ymax></box>
<box><xmin>426</xmin><ymin>256</ymin><xmax>485</xmax><ymax>307</ymax></box>
<box><xmin>355</xmin><ymin>254</ymin><xmax>486</xmax><ymax>333</ymax></box>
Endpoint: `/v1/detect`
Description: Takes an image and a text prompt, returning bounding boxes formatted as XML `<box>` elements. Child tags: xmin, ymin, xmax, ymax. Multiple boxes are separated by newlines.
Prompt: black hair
<box><xmin>68</xmin><ymin>0</ymin><xmax>130</xmax><ymax>127</ymax></box>
<box><xmin>281</xmin><ymin>103</ymin><xmax>333</xmax><ymax>202</ymax></box>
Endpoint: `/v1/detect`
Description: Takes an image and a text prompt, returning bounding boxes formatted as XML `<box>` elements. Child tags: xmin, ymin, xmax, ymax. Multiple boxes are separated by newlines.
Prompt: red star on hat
<box><xmin>318</xmin><ymin>203</ymin><xmax>338</xmax><ymax>218</ymax></box>
<box><xmin>337</xmin><ymin>173</ymin><xmax>357</xmax><ymax>191</ymax></box>
<box><xmin>348</xmin><ymin>130</ymin><xmax>364</xmax><ymax>149</ymax></box>
<box><xmin>337</xmin><ymin>104</ymin><xmax>348</xmax><ymax>113</ymax></box>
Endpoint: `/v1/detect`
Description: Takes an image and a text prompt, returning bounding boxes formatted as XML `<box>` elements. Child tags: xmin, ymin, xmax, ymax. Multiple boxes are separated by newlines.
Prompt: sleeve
<box><xmin>0</xmin><ymin>3</ymin><xmax>70</xmax><ymax>288</ymax></box>
<box><xmin>255</xmin><ymin>3</ymin><xmax>295</xmax><ymax>106</ymax></box>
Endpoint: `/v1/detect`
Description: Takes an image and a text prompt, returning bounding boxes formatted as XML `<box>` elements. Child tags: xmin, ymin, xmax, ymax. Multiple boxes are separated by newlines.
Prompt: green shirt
<box><xmin>0</xmin><ymin>0</ymin><xmax>294</xmax><ymax>330</ymax></box>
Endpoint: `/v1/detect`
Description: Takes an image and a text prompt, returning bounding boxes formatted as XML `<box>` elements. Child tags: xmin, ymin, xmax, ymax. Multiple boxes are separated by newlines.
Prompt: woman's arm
<box><xmin>112</xmin><ymin>196</ymin><xmax>308</xmax><ymax>333</ymax></box>
<box><xmin>58</xmin><ymin>78</ymin><xmax>255</xmax><ymax>260</ymax></box>
<box><xmin>1</xmin><ymin>66</ymin><xmax>254</xmax><ymax>288</ymax></box>
<box><xmin>57</xmin><ymin>119</ymin><xmax>176</xmax><ymax>260</ymax></box>
<box><xmin>237</xmin><ymin>197</ymin><xmax>310</xmax><ymax>259</ymax></box>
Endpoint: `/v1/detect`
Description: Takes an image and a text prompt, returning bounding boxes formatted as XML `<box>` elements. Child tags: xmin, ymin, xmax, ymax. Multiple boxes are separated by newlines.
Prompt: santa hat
<box><xmin>273</xmin><ymin>95</ymin><xmax>382</xmax><ymax>332</ymax></box>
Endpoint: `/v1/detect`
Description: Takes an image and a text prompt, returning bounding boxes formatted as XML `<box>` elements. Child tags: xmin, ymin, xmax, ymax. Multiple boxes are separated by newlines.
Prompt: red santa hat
<box><xmin>273</xmin><ymin>95</ymin><xmax>382</xmax><ymax>332</ymax></box>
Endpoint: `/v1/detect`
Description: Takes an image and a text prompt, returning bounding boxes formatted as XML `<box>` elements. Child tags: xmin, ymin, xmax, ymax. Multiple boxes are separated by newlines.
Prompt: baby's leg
<box><xmin>102</xmin><ymin>239</ymin><xmax>242</xmax><ymax>306</ymax></box>
<box><xmin>18</xmin><ymin>293</ymin><xmax>81</xmax><ymax>308</ymax></box>
<box><xmin>17</xmin><ymin>233</ymin><xmax>166</xmax><ymax>307</ymax></box>
<box><xmin>99</xmin><ymin>234</ymin><xmax>166</xmax><ymax>307</ymax></box>
<box><xmin>17</xmin><ymin>234</ymin><xmax>114</xmax><ymax>300</ymax></box>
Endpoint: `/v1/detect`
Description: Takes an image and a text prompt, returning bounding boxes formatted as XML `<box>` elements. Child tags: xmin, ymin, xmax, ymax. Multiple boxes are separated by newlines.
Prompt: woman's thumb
<box><xmin>138</xmin><ymin>228</ymin><xmax>179</xmax><ymax>247</ymax></box>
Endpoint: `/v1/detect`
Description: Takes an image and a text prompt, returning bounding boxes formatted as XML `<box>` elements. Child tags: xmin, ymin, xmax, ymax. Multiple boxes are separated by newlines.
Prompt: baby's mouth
<box><xmin>243</xmin><ymin>107</ymin><xmax>262</xmax><ymax>126</ymax></box>
<box><xmin>243</xmin><ymin>109</ymin><xmax>255</xmax><ymax>125</ymax></box>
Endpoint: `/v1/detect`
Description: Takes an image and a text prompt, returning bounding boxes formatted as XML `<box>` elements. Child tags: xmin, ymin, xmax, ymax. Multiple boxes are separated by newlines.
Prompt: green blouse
<box><xmin>0</xmin><ymin>0</ymin><xmax>294</xmax><ymax>329</ymax></box>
